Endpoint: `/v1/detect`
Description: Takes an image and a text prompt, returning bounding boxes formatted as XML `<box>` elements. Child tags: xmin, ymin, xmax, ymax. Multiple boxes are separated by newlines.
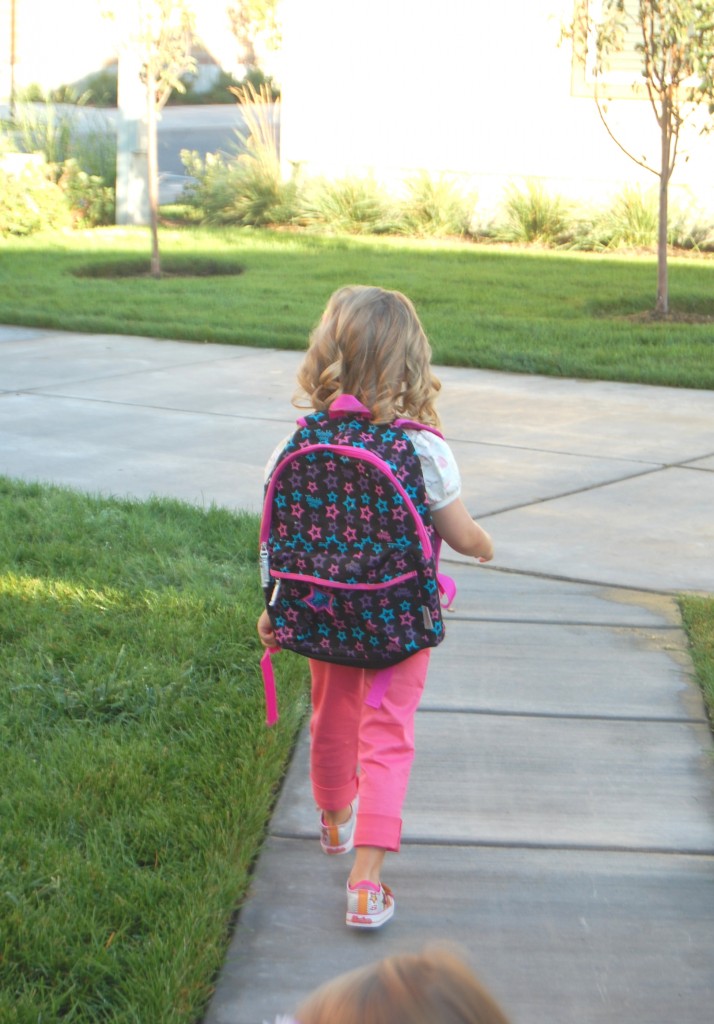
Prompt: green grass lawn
<box><xmin>680</xmin><ymin>596</ymin><xmax>714</xmax><ymax>722</ymax></box>
<box><xmin>0</xmin><ymin>226</ymin><xmax>713</xmax><ymax>387</ymax></box>
<box><xmin>0</xmin><ymin>479</ymin><xmax>308</xmax><ymax>1024</ymax></box>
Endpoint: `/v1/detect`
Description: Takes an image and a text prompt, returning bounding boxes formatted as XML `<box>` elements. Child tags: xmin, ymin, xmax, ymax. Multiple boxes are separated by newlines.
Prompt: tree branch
<box><xmin>594</xmin><ymin>90</ymin><xmax>658</xmax><ymax>175</ymax></box>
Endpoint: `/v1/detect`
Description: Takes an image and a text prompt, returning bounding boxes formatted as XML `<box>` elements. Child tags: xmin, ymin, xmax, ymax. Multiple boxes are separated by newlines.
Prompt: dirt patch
<box><xmin>623</xmin><ymin>310</ymin><xmax>714</xmax><ymax>325</ymax></box>
<box><xmin>72</xmin><ymin>259</ymin><xmax>245</xmax><ymax>280</ymax></box>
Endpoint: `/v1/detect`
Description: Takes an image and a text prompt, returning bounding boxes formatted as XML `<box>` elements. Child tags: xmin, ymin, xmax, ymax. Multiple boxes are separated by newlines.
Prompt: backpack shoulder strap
<box><xmin>393</xmin><ymin>418</ymin><xmax>444</xmax><ymax>439</ymax></box>
<box><xmin>394</xmin><ymin>419</ymin><xmax>456</xmax><ymax>610</ymax></box>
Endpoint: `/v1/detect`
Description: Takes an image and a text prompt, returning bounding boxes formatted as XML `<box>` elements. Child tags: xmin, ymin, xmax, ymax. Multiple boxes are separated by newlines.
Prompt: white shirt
<box><xmin>404</xmin><ymin>429</ymin><xmax>461</xmax><ymax>511</ymax></box>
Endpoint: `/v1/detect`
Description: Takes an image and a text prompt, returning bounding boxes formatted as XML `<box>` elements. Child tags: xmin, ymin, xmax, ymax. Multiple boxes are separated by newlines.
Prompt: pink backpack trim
<box><xmin>260</xmin><ymin>397</ymin><xmax>456</xmax><ymax>725</ymax></box>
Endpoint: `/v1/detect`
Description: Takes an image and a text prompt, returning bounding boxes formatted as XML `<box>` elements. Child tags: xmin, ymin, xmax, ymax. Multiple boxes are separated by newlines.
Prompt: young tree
<box><xmin>227</xmin><ymin>0</ymin><xmax>281</xmax><ymax>71</ymax></box>
<box><xmin>114</xmin><ymin>0</ymin><xmax>195</xmax><ymax>276</ymax></box>
<box><xmin>140</xmin><ymin>0</ymin><xmax>195</xmax><ymax>277</ymax></box>
<box><xmin>567</xmin><ymin>0</ymin><xmax>714</xmax><ymax>314</ymax></box>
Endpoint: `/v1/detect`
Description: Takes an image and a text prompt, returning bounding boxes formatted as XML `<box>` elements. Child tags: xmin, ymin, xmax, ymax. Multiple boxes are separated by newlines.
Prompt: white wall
<box><xmin>279</xmin><ymin>0</ymin><xmax>714</xmax><ymax>219</ymax></box>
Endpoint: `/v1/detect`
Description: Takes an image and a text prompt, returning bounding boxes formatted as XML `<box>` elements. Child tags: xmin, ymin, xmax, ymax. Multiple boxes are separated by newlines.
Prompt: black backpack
<box><xmin>259</xmin><ymin>395</ymin><xmax>455</xmax><ymax>724</ymax></box>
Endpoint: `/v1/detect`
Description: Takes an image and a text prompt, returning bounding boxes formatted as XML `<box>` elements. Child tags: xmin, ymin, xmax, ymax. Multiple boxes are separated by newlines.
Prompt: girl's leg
<box><xmin>349</xmin><ymin>649</ymin><xmax>430</xmax><ymax>886</ymax></box>
<box><xmin>309</xmin><ymin>659</ymin><xmax>364</xmax><ymax>816</ymax></box>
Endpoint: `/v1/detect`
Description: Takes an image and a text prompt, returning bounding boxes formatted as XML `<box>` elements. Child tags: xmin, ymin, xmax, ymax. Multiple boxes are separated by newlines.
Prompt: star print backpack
<box><xmin>259</xmin><ymin>394</ymin><xmax>456</xmax><ymax>724</ymax></box>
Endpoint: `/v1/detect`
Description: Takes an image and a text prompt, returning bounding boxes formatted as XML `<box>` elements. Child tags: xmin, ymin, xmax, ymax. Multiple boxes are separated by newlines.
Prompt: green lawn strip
<box><xmin>0</xmin><ymin>479</ymin><xmax>308</xmax><ymax>1024</ymax></box>
<box><xmin>679</xmin><ymin>595</ymin><xmax>714</xmax><ymax>723</ymax></box>
<box><xmin>0</xmin><ymin>228</ymin><xmax>712</xmax><ymax>388</ymax></box>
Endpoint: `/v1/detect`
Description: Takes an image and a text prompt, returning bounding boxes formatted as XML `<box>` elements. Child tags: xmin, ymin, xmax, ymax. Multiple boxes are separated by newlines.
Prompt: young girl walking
<box><xmin>257</xmin><ymin>285</ymin><xmax>493</xmax><ymax>929</ymax></box>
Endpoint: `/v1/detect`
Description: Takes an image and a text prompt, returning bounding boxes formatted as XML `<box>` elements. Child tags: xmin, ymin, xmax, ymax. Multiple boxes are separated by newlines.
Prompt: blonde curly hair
<box><xmin>293</xmin><ymin>946</ymin><xmax>511</xmax><ymax>1024</ymax></box>
<box><xmin>295</xmin><ymin>285</ymin><xmax>442</xmax><ymax>426</ymax></box>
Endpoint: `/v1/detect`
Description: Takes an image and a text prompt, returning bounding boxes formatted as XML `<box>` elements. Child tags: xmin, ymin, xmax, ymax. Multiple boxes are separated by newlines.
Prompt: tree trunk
<box><xmin>146</xmin><ymin>69</ymin><xmax>161</xmax><ymax>279</ymax></box>
<box><xmin>655</xmin><ymin>100</ymin><xmax>672</xmax><ymax>316</ymax></box>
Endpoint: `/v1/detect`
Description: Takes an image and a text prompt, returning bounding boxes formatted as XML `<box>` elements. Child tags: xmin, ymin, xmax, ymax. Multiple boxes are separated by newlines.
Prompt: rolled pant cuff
<box><xmin>354</xmin><ymin>813</ymin><xmax>402</xmax><ymax>853</ymax></box>
<box><xmin>311</xmin><ymin>777</ymin><xmax>358</xmax><ymax>812</ymax></box>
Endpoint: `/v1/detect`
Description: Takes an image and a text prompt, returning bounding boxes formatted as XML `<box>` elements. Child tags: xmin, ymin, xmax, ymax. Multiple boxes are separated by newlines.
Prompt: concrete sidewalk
<box><xmin>2</xmin><ymin>325</ymin><xmax>714</xmax><ymax>1023</ymax></box>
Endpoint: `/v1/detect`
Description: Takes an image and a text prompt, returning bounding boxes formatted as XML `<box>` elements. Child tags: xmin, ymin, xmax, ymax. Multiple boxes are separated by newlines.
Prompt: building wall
<box><xmin>279</xmin><ymin>0</ymin><xmax>714</xmax><ymax>220</ymax></box>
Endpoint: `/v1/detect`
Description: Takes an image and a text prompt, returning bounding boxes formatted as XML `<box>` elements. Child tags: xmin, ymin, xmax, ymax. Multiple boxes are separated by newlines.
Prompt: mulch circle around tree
<box><xmin>72</xmin><ymin>259</ymin><xmax>245</xmax><ymax>280</ymax></box>
<box><xmin>623</xmin><ymin>310</ymin><xmax>714</xmax><ymax>325</ymax></box>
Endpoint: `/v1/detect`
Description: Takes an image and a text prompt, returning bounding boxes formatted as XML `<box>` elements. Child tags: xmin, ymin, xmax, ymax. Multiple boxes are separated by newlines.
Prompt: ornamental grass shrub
<box><xmin>496</xmin><ymin>179</ymin><xmax>572</xmax><ymax>245</ymax></box>
<box><xmin>0</xmin><ymin>157</ymin><xmax>71</xmax><ymax>236</ymax></box>
<box><xmin>397</xmin><ymin>171</ymin><xmax>475</xmax><ymax>238</ymax></box>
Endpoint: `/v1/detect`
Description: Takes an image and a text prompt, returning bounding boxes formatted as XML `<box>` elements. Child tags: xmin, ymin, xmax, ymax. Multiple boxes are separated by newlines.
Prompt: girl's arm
<box><xmin>431</xmin><ymin>498</ymin><xmax>494</xmax><ymax>562</ymax></box>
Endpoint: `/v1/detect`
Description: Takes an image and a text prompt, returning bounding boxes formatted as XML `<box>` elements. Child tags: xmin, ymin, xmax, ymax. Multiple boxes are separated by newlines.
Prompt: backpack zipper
<box><xmin>269</xmin><ymin>568</ymin><xmax>419</xmax><ymax>590</ymax></box>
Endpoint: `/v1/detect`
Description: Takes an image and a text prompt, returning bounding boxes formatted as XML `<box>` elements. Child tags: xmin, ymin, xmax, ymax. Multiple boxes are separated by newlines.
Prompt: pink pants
<box><xmin>309</xmin><ymin>649</ymin><xmax>431</xmax><ymax>852</ymax></box>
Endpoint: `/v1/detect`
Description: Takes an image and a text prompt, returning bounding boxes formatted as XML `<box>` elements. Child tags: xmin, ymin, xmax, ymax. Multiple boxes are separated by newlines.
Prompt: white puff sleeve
<box><xmin>405</xmin><ymin>429</ymin><xmax>462</xmax><ymax>511</ymax></box>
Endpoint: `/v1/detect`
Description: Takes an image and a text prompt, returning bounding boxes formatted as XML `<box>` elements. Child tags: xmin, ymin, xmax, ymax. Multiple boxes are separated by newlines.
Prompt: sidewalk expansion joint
<box><xmin>12</xmin><ymin>389</ymin><xmax>294</xmax><ymax>425</ymax></box>
<box><xmin>472</xmin><ymin>464</ymin><xmax>672</xmax><ymax>519</ymax></box>
<box><xmin>453</xmin><ymin>562</ymin><xmax>692</xmax><ymax>598</ymax></box>
<box><xmin>8</xmin><ymin>350</ymin><xmax>264</xmax><ymax>393</ymax></box>
<box><xmin>449</xmin><ymin>434</ymin><xmax>668</xmax><ymax>467</ymax></box>
<box><xmin>397</xmin><ymin>837</ymin><xmax>714</xmax><ymax>857</ymax></box>
<box><xmin>267</xmin><ymin>832</ymin><xmax>714</xmax><ymax>858</ymax></box>
<box><xmin>446</xmin><ymin>614</ymin><xmax>683</xmax><ymax>629</ymax></box>
<box><xmin>9</xmin><ymin>389</ymin><xmax>266</xmax><ymax>421</ymax></box>
<box><xmin>451</xmin><ymin>434</ymin><xmax>714</xmax><ymax>474</ymax></box>
<box><xmin>416</xmin><ymin>706</ymin><xmax>706</xmax><ymax>724</ymax></box>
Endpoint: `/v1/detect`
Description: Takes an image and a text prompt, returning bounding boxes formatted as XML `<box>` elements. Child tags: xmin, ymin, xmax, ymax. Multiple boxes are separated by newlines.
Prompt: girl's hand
<box><xmin>257</xmin><ymin>609</ymin><xmax>278</xmax><ymax>649</ymax></box>
<box><xmin>475</xmin><ymin>532</ymin><xmax>494</xmax><ymax>563</ymax></box>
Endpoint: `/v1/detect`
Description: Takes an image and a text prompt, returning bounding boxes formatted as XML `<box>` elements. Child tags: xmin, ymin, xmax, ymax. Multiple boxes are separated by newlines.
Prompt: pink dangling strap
<box><xmin>364</xmin><ymin>665</ymin><xmax>395</xmax><ymax>710</ymax></box>
<box><xmin>438</xmin><ymin>572</ymin><xmax>457</xmax><ymax>610</ymax></box>
<box><xmin>263</xmin><ymin>647</ymin><xmax>394</xmax><ymax>722</ymax></box>
<box><xmin>261</xmin><ymin>647</ymin><xmax>281</xmax><ymax>726</ymax></box>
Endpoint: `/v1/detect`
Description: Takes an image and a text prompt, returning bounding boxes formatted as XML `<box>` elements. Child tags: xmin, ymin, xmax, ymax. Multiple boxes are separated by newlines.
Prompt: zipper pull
<box><xmin>422</xmin><ymin>605</ymin><xmax>434</xmax><ymax>630</ymax></box>
<box><xmin>269</xmin><ymin>580</ymin><xmax>282</xmax><ymax>607</ymax></box>
<box><xmin>259</xmin><ymin>544</ymin><xmax>270</xmax><ymax>587</ymax></box>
